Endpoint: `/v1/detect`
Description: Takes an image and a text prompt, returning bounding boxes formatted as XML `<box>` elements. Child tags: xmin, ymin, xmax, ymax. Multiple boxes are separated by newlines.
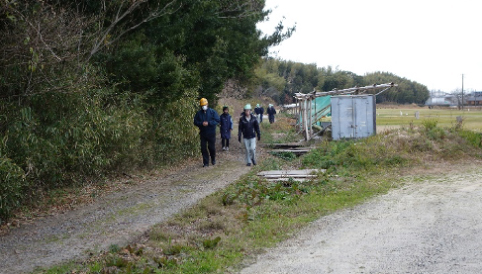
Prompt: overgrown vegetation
<box><xmin>39</xmin><ymin>118</ymin><xmax>482</xmax><ymax>274</ymax></box>
<box><xmin>304</xmin><ymin>121</ymin><xmax>482</xmax><ymax>174</ymax></box>
<box><xmin>0</xmin><ymin>0</ymin><xmax>294</xmax><ymax>222</ymax></box>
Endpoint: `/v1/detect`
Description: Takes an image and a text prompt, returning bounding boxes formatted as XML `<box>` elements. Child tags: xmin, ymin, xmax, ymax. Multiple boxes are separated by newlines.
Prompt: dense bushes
<box><xmin>0</xmin><ymin>156</ymin><xmax>27</xmax><ymax>223</ymax></box>
<box><xmin>2</xmin><ymin>87</ymin><xmax>199</xmax><ymax>180</ymax></box>
<box><xmin>0</xmin><ymin>88</ymin><xmax>199</xmax><ymax>219</ymax></box>
<box><xmin>0</xmin><ymin>67</ymin><xmax>199</xmax><ymax>220</ymax></box>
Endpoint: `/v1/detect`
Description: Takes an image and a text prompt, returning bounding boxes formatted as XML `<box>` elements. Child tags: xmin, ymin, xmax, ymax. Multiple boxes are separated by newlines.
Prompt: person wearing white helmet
<box><xmin>238</xmin><ymin>103</ymin><xmax>261</xmax><ymax>166</ymax></box>
<box><xmin>254</xmin><ymin>103</ymin><xmax>265</xmax><ymax>123</ymax></box>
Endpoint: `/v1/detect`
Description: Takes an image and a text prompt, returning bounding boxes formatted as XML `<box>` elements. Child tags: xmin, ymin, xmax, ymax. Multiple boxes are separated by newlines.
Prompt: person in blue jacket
<box><xmin>220</xmin><ymin>106</ymin><xmax>233</xmax><ymax>151</ymax></box>
<box><xmin>194</xmin><ymin>98</ymin><xmax>220</xmax><ymax>167</ymax></box>
<box><xmin>238</xmin><ymin>104</ymin><xmax>261</xmax><ymax>166</ymax></box>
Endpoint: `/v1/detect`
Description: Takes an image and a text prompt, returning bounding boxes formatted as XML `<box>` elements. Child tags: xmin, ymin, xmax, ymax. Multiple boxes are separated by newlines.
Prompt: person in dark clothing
<box><xmin>267</xmin><ymin>104</ymin><xmax>277</xmax><ymax>124</ymax></box>
<box><xmin>254</xmin><ymin>104</ymin><xmax>261</xmax><ymax>123</ymax></box>
<box><xmin>220</xmin><ymin>106</ymin><xmax>233</xmax><ymax>151</ymax></box>
<box><xmin>238</xmin><ymin>104</ymin><xmax>261</xmax><ymax>166</ymax></box>
<box><xmin>259</xmin><ymin>105</ymin><xmax>264</xmax><ymax>123</ymax></box>
<box><xmin>258</xmin><ymin>105</ymin><xmax>264</xmax><ymax>125</ymax></box>
<box><xmin>254</xmin><ymin>104</ymin><xmax>264</xmax><ymax>123</ymax></box>
<box><xmin>193</xmin><ymin>98</ymin><xmax>220</xmax><ymax>167</ymax></box>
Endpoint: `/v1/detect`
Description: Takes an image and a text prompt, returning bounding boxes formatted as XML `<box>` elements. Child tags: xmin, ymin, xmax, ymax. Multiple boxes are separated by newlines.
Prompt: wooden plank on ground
<box><xmin>266</xmin><ymin>178</ymin><xmax>309</xmax><ymax>183</ymax></box>
<box><xmin>258</xmin><ymin>169</ymin><xmax>325</xmax><ymax>183</ymax></box>
<box><xmin>258</xmin><ymin>169</ymin><xmax>321</xmax><ymax>176</ymax></box>
<box><xmin>262</xmin><ymin>175</ymin><xmax>317</xmax><ymax>179</ymax></box>
<box><xmin>270</xmin><ymin>143</ymin><xmax>305</xmax><ymax>149</ymax></box>
<box><xmin>270</xmin><ymin>149</ymin><xmax>311</xmax><ymax>155</ymax></box>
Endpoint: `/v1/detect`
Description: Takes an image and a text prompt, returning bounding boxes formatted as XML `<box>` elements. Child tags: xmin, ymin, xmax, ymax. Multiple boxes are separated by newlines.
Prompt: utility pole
<box><xmin>461</xmin><ymin>74</ymin><xmax>464</xmax><ymax>110</ymax></box>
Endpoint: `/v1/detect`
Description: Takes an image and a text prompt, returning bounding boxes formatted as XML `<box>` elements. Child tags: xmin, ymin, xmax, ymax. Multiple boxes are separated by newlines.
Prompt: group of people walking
<box><xmin>253</xmin><ymin>104</ymin><xmax>277</xmax><ymax>124</ymax></box>
<box><xmin>193</xmin><ymin>98</ymin><xmax>276</xmax><ymax>167</ymax></box>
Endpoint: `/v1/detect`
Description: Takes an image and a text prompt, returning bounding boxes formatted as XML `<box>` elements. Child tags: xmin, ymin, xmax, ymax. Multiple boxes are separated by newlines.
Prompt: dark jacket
<box><xmin>220</xmin><ymin>113</ymin><xmax>233</xmax><ymax>139</ymax></box>
<box><xmin>194</xmin><ymin>108</ymin><xmax>220</xmax><ymax>137</ymax></box>
<box><xmin>238</xmin><ymin>114</ymin><xmax>260</xmax><ymax>140</ymax></box>
<box><xmin>254</xmin><ymin>107</ymin><xmax>261</xmax><ymax>115</ymax></box>
<box><xmin>254</xmin><ymin>107</ymin><xmax>265</xmax><ymax>115</ymax></box>
<box><xmin>267</xmin><ymin>106</ymin><xmax>277</xmax><ymax>116</ymax></box>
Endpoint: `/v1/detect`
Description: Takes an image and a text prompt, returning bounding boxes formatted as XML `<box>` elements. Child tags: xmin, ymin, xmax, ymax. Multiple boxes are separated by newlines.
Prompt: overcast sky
<box><xmin>257</xmin><ymin>0</ymin><xmax>482</xmax><ymax>92</ymax></box>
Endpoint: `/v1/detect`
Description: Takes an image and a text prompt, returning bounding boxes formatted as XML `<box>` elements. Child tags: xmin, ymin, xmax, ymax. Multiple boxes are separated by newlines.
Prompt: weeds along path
<box><xmin>240</xmin><ymin>169</ymin><xmax>482</xmax><ymax>274</ymax></box>
<box><xmin>0</xmin><ymin>129</ymin><xmax>257</xmax><ymax>274</ymax></box>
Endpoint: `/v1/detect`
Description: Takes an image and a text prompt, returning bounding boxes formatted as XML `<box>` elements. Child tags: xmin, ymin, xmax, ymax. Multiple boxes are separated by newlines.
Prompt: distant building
<box><xmin>466</xmin><ymin>91</ymin><xmax>482</xmax><ymax>106</ymax></box>
<box><xmin>425</xmin><ymin>94</ymin><xmax>458</xmax><ymax>108</ymax></box>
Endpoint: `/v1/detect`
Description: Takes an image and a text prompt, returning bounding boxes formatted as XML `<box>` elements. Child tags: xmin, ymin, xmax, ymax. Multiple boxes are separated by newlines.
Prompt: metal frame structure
<box><xmin>293</xmin><ymin>83</ymin><xmax>398</xmax><ymax>141</ymax></box>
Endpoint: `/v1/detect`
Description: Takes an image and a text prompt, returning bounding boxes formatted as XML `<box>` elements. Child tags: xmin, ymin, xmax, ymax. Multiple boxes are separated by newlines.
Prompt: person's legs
<box><xmin>207</xmin><ymin>135</ymin><xmax>216</xmax><ymax>165</ymax></box>
<box><xmin>249</xmin><ymin>138</ymin><xmax>257</xmax><ymax>164</ymax></box>
<box><xmin>222</xmin><ymin>138</ymin><xmax>226</xmax><ymax>148</ymax></box>
<box><xmin>243</xmin><ymin>138</ymin><xmax>252</xmax><ymax>165</ymax></box>
<box><xmin>226</xmin><ymin>138</ymin><xmax>230</xmax><ymax>149</ymax></box>
<box><xmin>200</xmin><ymin>135</ymin><xmax>209</xmax><ymax>166</ymax></box>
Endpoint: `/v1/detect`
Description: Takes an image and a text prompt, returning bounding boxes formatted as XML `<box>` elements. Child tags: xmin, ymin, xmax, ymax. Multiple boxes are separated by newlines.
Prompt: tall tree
<box><xmin>363</xmin><ymin>72</ymin><xmax>429</xmax><ymax>104</ymax></box>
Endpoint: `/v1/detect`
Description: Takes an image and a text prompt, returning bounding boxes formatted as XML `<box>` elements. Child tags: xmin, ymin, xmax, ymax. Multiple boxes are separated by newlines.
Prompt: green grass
<box><xmin>376</xmin><ymin>107</ymin><xmax>482</xmax><ymax>132</ymax></box>
<box><xmin>35</xmin><ymin>115</ymin><xmax>482</xmax><ymax>274</ymax></box>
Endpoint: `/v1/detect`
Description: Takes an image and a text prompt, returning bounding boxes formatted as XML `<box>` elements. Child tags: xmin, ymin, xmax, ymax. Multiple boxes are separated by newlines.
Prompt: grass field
<box><xmin>376</xmin><ymin>107</ymin><xmax>482</xmax><ymax>133</ymax></box>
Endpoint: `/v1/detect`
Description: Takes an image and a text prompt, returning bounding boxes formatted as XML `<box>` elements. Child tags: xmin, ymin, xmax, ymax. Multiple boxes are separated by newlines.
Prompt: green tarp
<box><xmin>299</xmin><ymin>96</ymin><xmax>332</xmax><ymax>126</ymax></box>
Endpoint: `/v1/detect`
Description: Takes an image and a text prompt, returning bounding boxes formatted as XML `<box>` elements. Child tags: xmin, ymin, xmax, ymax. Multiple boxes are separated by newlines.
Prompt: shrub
<box><xmin>422</xmin><ymin>119</ymin><xmax>438</xmax><ymax>131</ymax></box>
<box><xmin>0</xmin><ymin>156</ymin><xmax>27</xmax><ymax>222</ymax></box>
<box><xmin>457</xmin><ymin>130</ymin><xmax>482</xmax><ymax>148</ymax></box>
<box><xmin>427</xmin><ymin>127</ymin><xmax>446</xmax><ymax>140</ymax></box>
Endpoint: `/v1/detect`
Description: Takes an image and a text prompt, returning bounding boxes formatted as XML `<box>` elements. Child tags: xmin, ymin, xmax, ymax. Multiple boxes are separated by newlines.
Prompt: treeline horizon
<box><xmin>251</xmin><ymin>58</ymin><xmax>430</xmax><ymax>105</ymax></box>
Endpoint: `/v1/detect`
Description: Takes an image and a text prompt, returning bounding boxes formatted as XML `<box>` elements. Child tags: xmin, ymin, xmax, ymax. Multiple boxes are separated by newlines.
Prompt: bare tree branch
<box><xmin>28</xmin><ymin>21</ymin><xmax>62</xmax><ymax>61</ymax></box>
<box><xmin>87</xmin><ymin>0</ymin><xmax>181</xmax><ymax>61</ymax></box>
<box><xmin>216</xmin><ymin>0</ymin><xmax>264</xmax><ymax>19</ymax></box>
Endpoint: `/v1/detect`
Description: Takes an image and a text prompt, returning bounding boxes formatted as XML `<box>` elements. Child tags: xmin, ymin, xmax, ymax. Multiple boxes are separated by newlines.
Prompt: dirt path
<box><xmin>240</xmin><ymin>170</ymin><xmax>482</xmax><ymax>274</ymax></box>
<box><xmin>0</xmin><ymin>127</ymin><xmax>259</xmax><ymax>273</ymax></box>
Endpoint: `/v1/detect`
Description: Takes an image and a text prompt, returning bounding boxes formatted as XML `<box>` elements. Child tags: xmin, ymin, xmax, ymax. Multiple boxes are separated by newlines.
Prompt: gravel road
<box><xmin>0</xmin><ymin>137</ymin><xmax>254</xmax><ymax>274</ymax></box>
<box><xmin>241</xmin><ymin>170</ymin><xmax>482</xmax><ymax>274</ymax></box>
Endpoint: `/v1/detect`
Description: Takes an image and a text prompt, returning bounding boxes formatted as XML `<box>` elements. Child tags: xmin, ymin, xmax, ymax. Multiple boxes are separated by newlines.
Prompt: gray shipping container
<box><xmin>331</xmin><ymin>95</ymin><xmax>376</xmax><ymax>140</ymax></box>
